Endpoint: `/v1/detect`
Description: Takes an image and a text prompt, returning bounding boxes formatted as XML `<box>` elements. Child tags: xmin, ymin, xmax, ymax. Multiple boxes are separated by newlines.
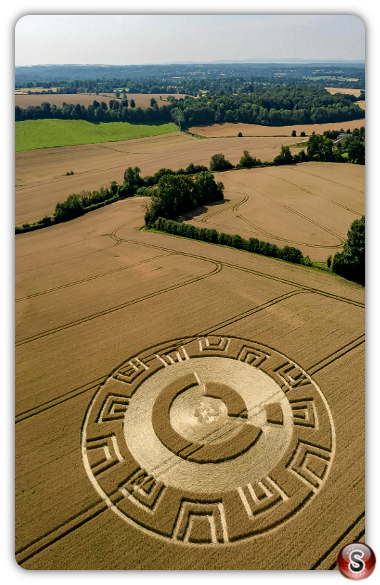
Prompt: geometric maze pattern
<box><xmin>85</xmin><ymin>434</ymin><xmax>124</xmax><ymax>476</ymax></box>
<box><xmin>237</xmin><ymin>476</ymin><xmax>289</xmax><ymax>518</ymax></box>
<box><xmin>287</xmin><ymin>441</ymin><xmax>332</xmax><ymax>492</ymax></box>
<box><xmin>97</xmin><ymin>395</ymin><xmax>129</xmax><ymax>423</ymax></box>
<box><xmin>172</xmin><ymin>500</ymin><xmax>229</xmax><ymax>544</ymax></box>
<box><xmin>290</xmin><ymin>399</ymin><xmax>318</xmax><ymax>428</ymax></box>
<box><xmin>119</xmin><ymin>468</ymin><xmax>165</xmax><ymax>512</ymax></box>
<box><xmin>82</xmin><ymin>336</ymin><xmax>335</xmax><ymax>545</ymax></box>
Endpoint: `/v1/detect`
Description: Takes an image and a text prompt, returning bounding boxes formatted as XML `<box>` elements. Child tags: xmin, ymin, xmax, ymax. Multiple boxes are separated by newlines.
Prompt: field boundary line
<box><xmin>15</xmin><ymin>376</ymin><xmax>107</xmax><ymax>423</ymax></box>
<box><xmin>227</xmin><ymin>175</ymin><xmax>345</xmax><ymax>244</ymax></box>
<box><xmin>221</xmin><ymin>261</ymin><xmax>364</xmax><ymax>308</ymax></box>
<box><xmin>327</xmin><ymin>528</ymin><xmax>365</xmax><ymax>570</ymax></box>
<box><xmin>200</xmin><ymin>290</ymin><xmax>303</xmax><ymax>334</ymax></box>
<box><xmin>308</xmin><ymin>334</ymin><xmax>365</xmax><ymax>375</ymax></box>
<box><xmin>292</xmin><ymin>166</ymin><xmax>365</xmax><ymax>195</ymax></box>
<box><xmin>311</xmin><ymin>512</ymin><xmax>365</xmax><ymax>570</ymax></box>
<box><xmin>111</xmin><ymin>226</ymin><xmax>364</xmax><ymax>307</ymax></box>
<box><xmin>15</xmin><ymin>291</ymin><xmax>300</xmax><ymax>422</ymax></box>
<box><xmin>16</xmin><ymin>252</ymin><xmax>172</xmax><ymax>302</ymax></box>
<box><xmin>15</xmin><ymin>259</ymin><xmax>222</xmax><ymax>346</ymax></box>
<box><xmin>16</xmin><ymin>499</ymin><xmax>108</xmax><ymax>566</ymax></box>
<box><xmin>267</xmin><ymin>172</ymin><xmax>362</xmax><ymax>216</ymax></box>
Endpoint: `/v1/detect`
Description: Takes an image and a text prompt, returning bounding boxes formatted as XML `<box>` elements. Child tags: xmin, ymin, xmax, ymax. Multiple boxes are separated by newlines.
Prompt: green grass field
<box><xmin>15</xmin><ymin>119</ymin><xmax>179</xmax><ymax>151</ymax></box>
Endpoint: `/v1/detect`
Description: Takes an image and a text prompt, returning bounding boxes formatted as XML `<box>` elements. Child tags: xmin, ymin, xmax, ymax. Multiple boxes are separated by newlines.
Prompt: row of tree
<box><xmin>206</xmin><ymin>128</ymin><xmax>365</xmax><ymax>171</ymax></box>
<box><xmin>15</xmin><ymin>99</ymin><xmax>173</xmax><ymax>124</ymax></box>
<box><xmin>16</xmin><ymin>86</ymin><xmax>365</xmax><ymax>128</ymax></box>
<box><xmin>15</xmin><ymin>153</ymin><xmax>364</xmax><ymax>286</ymax></box>
<box><xmin>15</xmin><ymin>163</ymin><xmax>221</xmax><ymax>233</ymax></box>
<box><xmin>143</xmin><ymin>172</ymin><xmax>224</xmax><ymax>226</ymax></box>
<box><xmin>151</xmin><ymin>217</ymin><xmax>305</xmax><ymax>265</ymax></box>
<box><xmin>168</xmin><ymin>87</ymin><xmax>365</xmax><ymax>128</ymax></box>
<box><xmin>18</xmin><ymin>133</ymin><xmax>365</xmax><ymax>234</ymax></box>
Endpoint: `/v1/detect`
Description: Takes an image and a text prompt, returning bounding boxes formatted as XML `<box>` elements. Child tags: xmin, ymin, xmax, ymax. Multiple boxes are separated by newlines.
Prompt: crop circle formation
<box><xmin>82</xmin><ymin>336</ymin><xmax>335</xmax><ymax>545</ymax></box>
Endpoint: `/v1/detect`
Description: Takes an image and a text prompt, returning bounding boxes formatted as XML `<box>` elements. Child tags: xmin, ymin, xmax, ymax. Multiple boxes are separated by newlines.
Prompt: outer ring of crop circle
<box><xmin>81</xmin><ymin>336</ymin><xmax>336</xmax><ymax>545</ymax></box>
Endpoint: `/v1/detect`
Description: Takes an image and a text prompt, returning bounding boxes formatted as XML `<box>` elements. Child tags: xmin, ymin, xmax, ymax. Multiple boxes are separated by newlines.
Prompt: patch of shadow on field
<box><xmin>178</xmin><ymin>199</ymin><xmax>230</xmax><ymax>222</ymax></box>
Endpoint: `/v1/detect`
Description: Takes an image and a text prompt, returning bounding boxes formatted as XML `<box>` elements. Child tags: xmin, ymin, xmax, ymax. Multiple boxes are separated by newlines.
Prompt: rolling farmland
<box><xmin>15</xmin><ymin>195</ymin><xmax>364</xmax><ymax>569</ymax></box>
<box><xmin>15</xmin><ymin>133</ymin><xmax>308</xmax><ymax>225</ymax></box>
<box><xmin>14</xmin><ymin>14</ymin><xmax>366</xmax><ymax>573</ymax></box>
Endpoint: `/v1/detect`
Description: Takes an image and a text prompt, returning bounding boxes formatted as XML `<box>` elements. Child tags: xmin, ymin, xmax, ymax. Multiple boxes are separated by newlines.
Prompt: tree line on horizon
<box><xmin>15</xmin><ymin>63</ymin><xmax>366</xmax><ymax>96</ymax></box>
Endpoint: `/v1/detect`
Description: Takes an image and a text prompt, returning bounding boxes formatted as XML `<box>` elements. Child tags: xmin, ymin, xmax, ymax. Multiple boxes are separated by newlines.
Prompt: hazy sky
<box><xmin>15</xmin><ymin>15</ymin><xmax>365</xmax><ymax>66</ymax></box>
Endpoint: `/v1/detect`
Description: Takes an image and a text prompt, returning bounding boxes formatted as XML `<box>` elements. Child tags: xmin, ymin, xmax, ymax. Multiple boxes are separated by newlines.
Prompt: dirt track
<box><xmin>15</xmin><ymin>193</ymin><xmax>364</xmax><ymax>569</ymax></box>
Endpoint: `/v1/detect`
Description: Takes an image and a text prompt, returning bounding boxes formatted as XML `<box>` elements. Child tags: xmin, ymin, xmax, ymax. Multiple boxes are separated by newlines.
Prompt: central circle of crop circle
<box><xmin>171</xmin><ymin>390</ymin><xmax>229</xmax><ymax>443</ymax></box>
<box><xmin>123</xmin><ymin>356</ymin><xmax>293</xmax><ymax>493</ymax></box>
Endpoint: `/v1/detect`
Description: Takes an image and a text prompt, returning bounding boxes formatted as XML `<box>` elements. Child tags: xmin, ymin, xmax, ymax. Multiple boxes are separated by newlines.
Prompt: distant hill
<box><xmin>15</xmin><ymin>61</ymin><xmax>365</xmax><ymax>84</ymax></box>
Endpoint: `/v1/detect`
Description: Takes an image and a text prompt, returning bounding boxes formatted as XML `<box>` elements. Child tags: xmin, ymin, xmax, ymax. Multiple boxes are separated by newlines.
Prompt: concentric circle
<box><xmin>82</xmin><ymin>336</ymin><xmax>335</xmax><ymax>545</ymax></box>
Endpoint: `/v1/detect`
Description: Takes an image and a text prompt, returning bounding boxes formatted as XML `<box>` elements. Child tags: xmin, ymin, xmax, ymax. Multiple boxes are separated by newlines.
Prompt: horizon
<box><xmin>15</xmin><ymin>58</ymin><xmax>366</xmax><ymax>68</ymax></box>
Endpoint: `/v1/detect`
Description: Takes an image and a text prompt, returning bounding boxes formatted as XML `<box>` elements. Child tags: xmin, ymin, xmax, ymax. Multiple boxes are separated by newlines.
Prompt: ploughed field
<box><xmin>15</xmin><ymin>132</ymin><xmax>307</xmax><ymax>225</ymax></box>
<box><xmin>180</xmin><ymin>162</ymin><xmax>365</xmax><ymax>263</ymax></box>
<box><xmin>16</xmin><ymin>195</ymin><xmax>364</xmax><ymax>569</ymax></box>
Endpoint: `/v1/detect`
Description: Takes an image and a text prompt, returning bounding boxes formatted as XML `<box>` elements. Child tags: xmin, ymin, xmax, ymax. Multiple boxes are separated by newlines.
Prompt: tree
<box><xmin>300</xmin><ymin>131</ymin><xmax>306</xmax><ymax>137</ymax></box>
<box><xmin>54</xmin><ymin>194</ymin><xmax>84</xmax><ymax>222</ymax></box>
<box><xmin>291</xmin><ymin>130</ymin><xmax>296</xmax><ymax>137</ymax></box>
<box><xmin>122</xmin><ymin>166</ymin><xmax>143</xmax><ymax>197</ymax></box>
<box><xmin>331</xmin><ymin>216</ymin><xmax>365</xmax><ymax>284</ymax></box>
<box><xmin>150</xmin><ymin>97</ymin><xmax>157</xmax><ymax>107</ymax></box>
<box><xmin>232</xmin><ymin>234</ymin><xmax>244</xmax><ymax>249</ymax></box>
<box><xmin>130</xmin><ymin>99</ymin><xmax>136</xmax><ymax>108</ymax></box>
<box><xmin>238</xmin><ymin>150</ymin><xmax>261</xmax><ymax>169</ymax></box>
<box><xmin>280</xmin><ymin>246</ymin><xmax>303</xmax><ymax>264</ymax></box>
<box><xmin>238</xmin><ymin>132</ymin><xmax>243</xmax><ymax>137</ymax></box>
<box><xmin>274</xmin><ymin>145</ymin><xmax>293</xmax><ymax>165</ymax></box>
<box><xmin>94</xmin><ymin>106</ymin><xmax>104</xmax><ymax>121</ymax></box>
<box><xmin>209</xmin><ymin>153</ymin><xmax>233</xmax><ymax>172</ymax></box>
<box><xmin>347</xmin><ymin>138</ymin><xmax>365</xmax><ymax>165</ymax></box>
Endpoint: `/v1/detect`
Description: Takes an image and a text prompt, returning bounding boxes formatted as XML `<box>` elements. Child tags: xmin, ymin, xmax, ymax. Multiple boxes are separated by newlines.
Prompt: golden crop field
<box><xmin>16</xmin><ymin>194</ymin><xmax>364</xmax><ymax>569</ymax></box>
<box><xmin>180</xmin><ymin>162</ymin><xmax>365</xmax><ymax>262</ymax></box>
<box><xmin>15</xmin><ymin>133</ymin><xmax>307</xmax><ymax>226</ymax></box>
<box><xmin>188</xmin><ymin>120</ymin><xmax>366</xmax><ymax>138</ymax></box>
<box><xmin>15</xmin><ymin>92</ymin><xmax>189</xmax><ymax>109</ymax></box>
<box><xmin>325</xmin><ymin>87</ymin><xmax>362</xmax><ymax>97</ymax></box>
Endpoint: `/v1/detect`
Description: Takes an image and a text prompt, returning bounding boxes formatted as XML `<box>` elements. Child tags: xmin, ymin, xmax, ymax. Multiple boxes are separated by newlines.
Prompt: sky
<box><xmin>15</xmin><ymin>14</ymin><xmax>365</xmax><ymax>66</ymax></box>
